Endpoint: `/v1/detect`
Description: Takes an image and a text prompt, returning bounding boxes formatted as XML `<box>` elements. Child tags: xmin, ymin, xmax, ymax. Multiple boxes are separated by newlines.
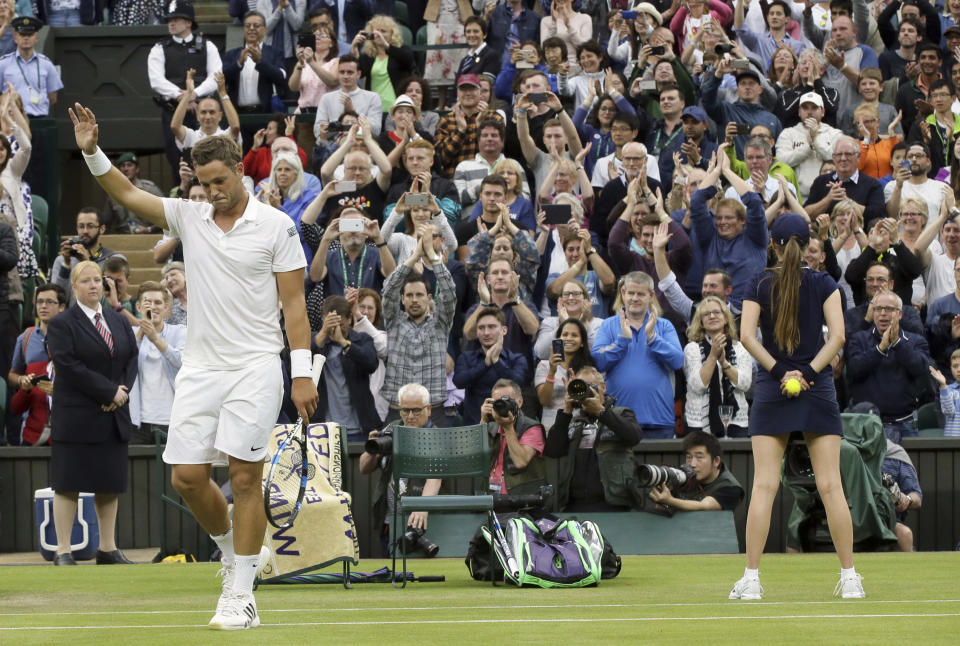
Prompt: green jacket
<box><xmin>632</xmin><ymin>58</ymin><xmax>697</xmax><ymax>120</ymax></box>
<box><xmin>724</xmin><ymin>144</ymin><xmax>802</xmax><ymax>200</ymax></box>
<box><xmin>783</xmin><ymin>413</ymin><xmax>898</xmax><ymax>550</ymax></box>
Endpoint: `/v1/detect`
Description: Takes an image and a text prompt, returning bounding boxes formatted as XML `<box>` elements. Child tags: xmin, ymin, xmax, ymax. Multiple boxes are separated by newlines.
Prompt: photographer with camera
<box><xmin>51</xmin><ymin>208</ymin><xmax>120</xmax><ymax>305</ymax></box>
<box><xmin>543</xmin><ymin>365</ymin><xmax>643</xmax><ymax>512</ymax></box>
<box><xmin>482</xmin><ymin>379</ymin><xmax>546</xmax><ymax>496</ymax></box>
<box><xmin>359</xmin><ymin>382</ymin><xmax>442</xmax><ymax>557</ymax></box>
<box><xmin>881</xmin><ymin>438</ymin><xmax>923</xmax><ymax>552</ymax></box>
<box><xmin>646</xmin><ymin>430</ymin><xmax>744</xmax><ymax>512</ymax></box>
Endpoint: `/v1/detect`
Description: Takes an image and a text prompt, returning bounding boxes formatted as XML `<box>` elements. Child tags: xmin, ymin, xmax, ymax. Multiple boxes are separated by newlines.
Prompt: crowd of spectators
<box><xmin>3</xmin><ymin>0</ymin><xmax>960</xmax><ymax>549</ymax></box>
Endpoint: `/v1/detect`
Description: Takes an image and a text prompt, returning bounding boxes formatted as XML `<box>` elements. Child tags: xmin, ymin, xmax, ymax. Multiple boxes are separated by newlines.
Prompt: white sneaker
<box><xmin>834</xmin><ymin>573</ymin><xmax>865</xmax><ymax>599</ymax></box>
<box><xmin>208</xmin><ymin>591</ymin><xmax>260</xmax><ymax>630</ymax></box>
<box><xmin>215</xmin><ymin>560</ymin><xmax>235</xmax><ymax>615</ymax></box>
<box><xmin>729</xmin><ymin>576</ymin><xmax>764</xmax><ymax>600</ymax></box>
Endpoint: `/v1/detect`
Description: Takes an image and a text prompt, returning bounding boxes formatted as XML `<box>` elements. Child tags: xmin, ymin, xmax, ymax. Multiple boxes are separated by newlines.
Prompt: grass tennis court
<box><xmin>1</xmin><ymin>552</ymin><xmax>958</xmax><ymax>645</ymax></box>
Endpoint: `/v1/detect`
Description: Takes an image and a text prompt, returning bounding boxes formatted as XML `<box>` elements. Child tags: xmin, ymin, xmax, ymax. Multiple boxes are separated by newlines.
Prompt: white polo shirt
<box><xmin>162</xmin><ymin>196</ymin><xmax>306</xmax><ymax>370</ymax></box>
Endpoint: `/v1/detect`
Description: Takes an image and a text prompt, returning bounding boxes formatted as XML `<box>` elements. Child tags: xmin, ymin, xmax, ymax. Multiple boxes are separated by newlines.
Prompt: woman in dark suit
<box><xmin>46</xmin><ymin>260</ymin><xmax>138</xmax><ymax>565</ymax></box>
<box><xmin>351</xmin><ymin>14</ymin><xmax>418</xmax><ymax>113</ymax></box>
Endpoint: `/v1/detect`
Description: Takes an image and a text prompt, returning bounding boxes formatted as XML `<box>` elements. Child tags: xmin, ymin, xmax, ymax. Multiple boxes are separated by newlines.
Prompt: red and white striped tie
<box><xmin>94</xmin><ymin>313</ymin><xmax>114</xmax><ymax>355</ymax></box>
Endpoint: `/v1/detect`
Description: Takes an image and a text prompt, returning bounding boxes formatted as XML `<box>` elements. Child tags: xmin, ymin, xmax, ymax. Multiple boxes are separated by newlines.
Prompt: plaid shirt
<box><xmin>435</xmin><ymin>111</ymin><xmax>504</xmax><ymax>178</ymax></box>
<box><xmin>381</xmin><ymin>263</ymin><xmax>456</xmax><ymax>406</ymax></box>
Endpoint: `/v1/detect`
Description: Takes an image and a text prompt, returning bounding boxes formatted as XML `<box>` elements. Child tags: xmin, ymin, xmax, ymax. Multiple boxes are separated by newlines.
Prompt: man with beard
<box><xmin>51</xmin><ymin>208</ymin><xmax>121</xmax><ymax>303</ymax></box>
<box><xmin>885</xmin><ymin>142</ymin><xmax>944</xmax><ymax>219</ymax></box>
<box><xmin>101</xmin><ymin>154</ymin><xmax>166</xmax><ymax>234</ymax></box>
<box><xmin>658</xmin><ymin>106</ymin><xmax>716</xmax><ymax>192</ymax></box>
<box><xmin>311</xmin><ymin>206</ymin><xmax>396</xmax><ymax>297</ymax></box>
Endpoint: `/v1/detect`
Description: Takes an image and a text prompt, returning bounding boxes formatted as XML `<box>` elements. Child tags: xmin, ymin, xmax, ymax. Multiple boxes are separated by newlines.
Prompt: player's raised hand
<box><xmin>69</xmin><ymin>103</ymin><xmax>99</xmax><ymax>154</ymax></box>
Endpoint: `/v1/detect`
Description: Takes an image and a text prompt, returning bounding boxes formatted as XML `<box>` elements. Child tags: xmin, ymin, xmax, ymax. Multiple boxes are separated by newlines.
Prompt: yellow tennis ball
<box><xmin>784</xmin><ymin>378</ymin><xmax>802</xmax><ymax>396</ymax></box>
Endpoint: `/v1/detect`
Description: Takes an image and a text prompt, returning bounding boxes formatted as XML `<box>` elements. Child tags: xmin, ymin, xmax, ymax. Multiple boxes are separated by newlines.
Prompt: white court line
<box><xmin>1</xmin><ymin>613</ymin><xmax>959</xmax><ymax>631</ymax></box>
<box><xmin>1</xmin><ymin>598</ymin><xmax>958</xmax><ymax>618</ymax></box>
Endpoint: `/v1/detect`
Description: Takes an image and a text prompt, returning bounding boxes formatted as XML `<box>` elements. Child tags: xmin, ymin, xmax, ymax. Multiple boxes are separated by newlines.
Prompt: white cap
<box><xmin>799</xmin><ymin>91</ymin><xmax>824</xmax><ymax>109</ymax></box>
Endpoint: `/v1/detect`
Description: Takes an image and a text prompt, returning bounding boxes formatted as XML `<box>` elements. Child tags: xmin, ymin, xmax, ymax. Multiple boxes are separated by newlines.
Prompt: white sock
<box><xmin>233</xmin><ymin>553</ymin><xmax>260</xmax><ymax>595</ymax></box>
<box><xmin>210</xmin><ymin>526</ymin><xmax>234</xmax><ymax>565</ymax></box>
<box><xmin>840</xmin><ymin>567</ymin><xmax>857</xmax><ymax>579</ymax></box>
<box><xmin>744</xmin><ymin>568</ymin><xmax>759</xmax><ymax>580</ymax></box>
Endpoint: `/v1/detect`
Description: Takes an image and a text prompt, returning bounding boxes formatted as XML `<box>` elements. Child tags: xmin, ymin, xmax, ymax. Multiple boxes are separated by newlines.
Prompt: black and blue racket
<box><xmin>264</xmin><ymin>355</ymin><xmax>324</xmax><ymax>529</ymax></box>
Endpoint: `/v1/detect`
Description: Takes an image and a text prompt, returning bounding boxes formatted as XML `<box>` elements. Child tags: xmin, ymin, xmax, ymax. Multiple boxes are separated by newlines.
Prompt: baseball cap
<box><xmin>457</xmin><ymin>74</ymin><xmax>481</xmax><ymax>88</ymax></box>
<box><xmin>770</xmin><ymin>213</ymin><xmax>811</xmax><ymax>247</ymax></box>
<box><xmin>799</xmin><ymin>91</ymin><xmax>824</xmax><ymax>109</ymax></box>
<box><xmin>735</xmin><ymin>67</ymin><xmax>762</xmax><ymax>84</ymax></box>
<box><xmin>681</xmin><ymin>106</ymin><xmax>708</xmax><ymax>122</ymax></box>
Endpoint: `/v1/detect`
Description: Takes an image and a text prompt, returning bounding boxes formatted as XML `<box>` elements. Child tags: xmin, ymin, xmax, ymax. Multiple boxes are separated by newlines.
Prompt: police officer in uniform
<box><xmin>0</xmin><ymin>16</ymin><xmax>63</xmax><ymax>203</ymax></box>
<box><xmin>147</xmin><ymin>0</ymin><xmax>222</xmax><ymax>175</ymax></box>
<box><xmin>0</xmin><ymin>16</ymin><xmax>62</xmax><ymax>118</ymax></box>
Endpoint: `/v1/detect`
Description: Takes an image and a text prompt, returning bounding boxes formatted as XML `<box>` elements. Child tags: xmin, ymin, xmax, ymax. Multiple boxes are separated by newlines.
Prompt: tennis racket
<box><xmin>490</xmin><ymin>510</ymin><xmax>519</xmax><ymax>580</ymax></box>
<box><xmin>264</xmin><ymin>355</ymin><xmax>324</xmax><ymax>529</ymax></box>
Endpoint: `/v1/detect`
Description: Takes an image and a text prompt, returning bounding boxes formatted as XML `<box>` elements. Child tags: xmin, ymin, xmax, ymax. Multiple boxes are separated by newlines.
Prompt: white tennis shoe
<box><xmin>208</xmin><ymin>591</ymin><xmax>260</xmax><ymax>630</ymax></box>
<box><xmin>214</xmin><ymin>546</ymin><xmax>270</xmax><ymax>615</ymax></box>
<box><xmin>834</xmin><ymin>573</ymin><xmax>866</xmax><ymax>599</ymax></box>
<box><xmin>729</xmin><ymin>576</ymin><xmax>764</xmax><ymax>600</ymax></box>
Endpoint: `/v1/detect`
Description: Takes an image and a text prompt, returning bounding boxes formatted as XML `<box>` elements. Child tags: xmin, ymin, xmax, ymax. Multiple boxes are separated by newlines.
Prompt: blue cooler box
<box><xmin>34</xmin><ymin>487</ymin><xmax>100</xmax><ymax>561</ymax></box>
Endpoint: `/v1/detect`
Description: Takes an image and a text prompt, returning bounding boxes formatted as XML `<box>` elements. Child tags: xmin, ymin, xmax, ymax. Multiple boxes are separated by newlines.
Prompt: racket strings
<box><xmin>267</xmin><ymin>443</ymin><xmax>306</xmax><ymax>521</ymax></box>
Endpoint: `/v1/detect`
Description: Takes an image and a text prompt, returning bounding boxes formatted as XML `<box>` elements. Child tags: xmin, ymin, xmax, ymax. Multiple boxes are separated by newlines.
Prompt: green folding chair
<box><xmin>32</xmin><ymin>195</ymin><xmax>48</xmax><ymax>268</ymax></box>
<box><xmin>415</xmin><ymin>25</ymin><xmax>427</xmax><ymax>76</ymax></box>
<box><xmin>916</xmin><ymin>401</ymin><xmax>941</xmax><ymax>431</ymax></box>
<box><xmin>395</xmin><ymin>1</ymin><xmax>409</xmax><ymax>27</ymax></box>
<box><xmin>391</xmin><ymin>424</ymin><xmax>492</xmax><ymax>588</ymax></box>
<box><xmin>917</xmin><ymin>428</ymin><xmax>945</xmax><ymax>438</ymax></box>
<box><xmin>399</xmin><ymin>24</ymin><xmax>412</xmax><ymax>48</ymax></box>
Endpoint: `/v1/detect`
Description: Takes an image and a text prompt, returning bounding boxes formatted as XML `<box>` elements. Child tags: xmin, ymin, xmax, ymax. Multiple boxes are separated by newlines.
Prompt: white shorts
<box><xmin>162</xmin><ymin>354</ymin><xmax>284</xmax><ymax>465</ymax></box>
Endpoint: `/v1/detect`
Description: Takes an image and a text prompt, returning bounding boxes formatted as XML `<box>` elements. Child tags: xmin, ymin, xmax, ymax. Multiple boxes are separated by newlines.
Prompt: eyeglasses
<box><xmin>930</xmin><ymin>92</ymin><xmax>953</xmax><ymax>100</ymax></box>
<box><xmin>906</xmin><ymin>153</ymin><xmax>927</xmax><ymax>160</ymax></box>
<box><xmin>399</xmin><ymin>406</ymin><xmax>428</xmax><ymax>415</ymax></box>
<box><xmin>702</xmin><ymin>311</ymin><xmax>724</xmax><ymax>318</ymax></box>
<box><xmin>900</xmin><ymin>211</ymin><xmax>925</xmax><ymax>218</ymax></box>
<box><xmin>873</xmin><ymin>305</ymin><xmax>900</xmax><ymax>313</ymax></box>
<box><xmin>35</xmin><ymin>299</ymin><xmax>60</xmax><ymax>306</ymax></box>
<box><xmin>561</xmin><ymin>291</ymin><xmax>583</xmax><ymax>298</ymax></box>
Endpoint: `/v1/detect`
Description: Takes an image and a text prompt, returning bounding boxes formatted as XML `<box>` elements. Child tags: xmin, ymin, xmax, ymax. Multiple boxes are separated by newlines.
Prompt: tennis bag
<box><xmin>482</xmin><ymin>517</ymin><xmax>609</xmax><ymax>588</ymax></box>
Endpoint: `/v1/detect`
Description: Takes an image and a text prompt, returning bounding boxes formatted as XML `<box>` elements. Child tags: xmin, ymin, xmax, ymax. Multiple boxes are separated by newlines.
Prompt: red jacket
<box><xmin>11</xmin><ymin>360</ymin><xmax>51</xmax><ymax>446</ymax></box>
<box><xmin>242</xmin><ymin>139</ymin><xmax>308</xmax><ymax>184</ymax></box>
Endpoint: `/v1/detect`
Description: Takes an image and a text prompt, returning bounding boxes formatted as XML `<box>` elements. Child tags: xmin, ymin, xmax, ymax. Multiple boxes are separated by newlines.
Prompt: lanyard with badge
<box><xmin>651</xmin><ymin>126</ymin><xmax>682</xmax><ymax>157</ymax></box>
<box><xmin>15</xmin><ymin>56</ymin><xmax>41</xmax><ymax>105</ymax></box>
<box><xmin>339</xmin><ymin>244</ymin><xmax>367</xmax><ymax>288</ymax></box>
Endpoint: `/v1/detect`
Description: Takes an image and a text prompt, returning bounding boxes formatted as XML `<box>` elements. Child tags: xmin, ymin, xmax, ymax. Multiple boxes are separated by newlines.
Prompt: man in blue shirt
<box><xmin>591</xmin><ymin>271</ymin><xmax>683</xmax><ymax>438</ymax></box>
<box><xmin>0</xmin><ymin>16</ymin><xmax>62</xmax><ymax>117</ymax></box>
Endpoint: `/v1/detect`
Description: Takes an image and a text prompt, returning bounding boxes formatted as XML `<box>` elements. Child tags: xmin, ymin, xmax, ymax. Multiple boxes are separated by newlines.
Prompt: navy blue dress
<box><xmin>745</xmin><ymin>267</ymin><xmax>843</xmax><ymax>436</ymax></box>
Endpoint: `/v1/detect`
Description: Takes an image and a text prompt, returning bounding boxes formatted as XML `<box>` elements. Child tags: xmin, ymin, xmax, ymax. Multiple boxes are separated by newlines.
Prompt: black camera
<box><xmin>327</xmin><ymin>121</ymin><xmax>351</xmax><ymax>133</ymax></box>
<box><xmin>491</xmin><ymin>396</ymin><xmax>518</xmax><ymax>418</ymax></box>
<box><xmin>66</xmin><ymin>236</ymin><xmax>85</xmax><ymax>258</ymax></box>
<box><xmin>567</xmin><ymin>378</ymin><xmax>598</xmax><ymax>403</ymax></box>
<box><xmin>402</xmin><ymin>525</ymin><xmax>439</xmax><ymax>557</ymax></box>
<box><xmin>882</xmin><ymin>473</ymin><xmax>903</xmax><ymax>506</ymax></box>
<box><xmin>715</xmin><ymin>43</ymin><xmax>735</xmax><ymax>55</ymax></box>
<box><xmin>637</xmin><ymin>463</ymin><xmax>693</xmax><ymax>489</ymax></box>
<box><xmin>364</xmin><ymin>426</ymin><xmax>393</xmax><ymax>454</ymax></box>
<box><xmin>361</xmin><ymin>31</ymin><xmax>374</xmax><ymax>39</ymax></box>
<box><xmin>650</xmin><ymin>45</ymin><xmax>665</xmax><ymax>56</ymax></box>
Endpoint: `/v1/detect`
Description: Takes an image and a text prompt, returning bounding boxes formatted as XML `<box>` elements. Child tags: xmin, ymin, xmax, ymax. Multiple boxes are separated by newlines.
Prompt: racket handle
<box><xmin>415</xmin><ymin>575</ymin><xmax>446</xmax><ymax>582</ymax></box>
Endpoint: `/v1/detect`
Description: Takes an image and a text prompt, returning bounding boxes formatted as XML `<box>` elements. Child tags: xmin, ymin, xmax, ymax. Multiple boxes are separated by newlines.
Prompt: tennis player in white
<box><xmin>71</xmin><ymin>104</ymin><xmax>319</xmax><ymax>630</ymax></box>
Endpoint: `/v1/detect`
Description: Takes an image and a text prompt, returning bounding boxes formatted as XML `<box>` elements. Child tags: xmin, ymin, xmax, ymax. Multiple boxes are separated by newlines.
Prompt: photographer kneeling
<box><xmin>647</xmin><ymin>431</ymin><xmax>744</xmax><ymax>512</ymax></box>
<box><xmin>543</xmin><ymin>366</ymin><xmax>643</xmax><ymax>512</ymax></box>
<box><xmin>481</xmin><ymin>379</ymin><xmax>547</xmax><ymax>496</ymax></box>
<box><xmin>359</xmin><ymin>382</ymin><xmax>441</xmax><ymax>557</ymax></box>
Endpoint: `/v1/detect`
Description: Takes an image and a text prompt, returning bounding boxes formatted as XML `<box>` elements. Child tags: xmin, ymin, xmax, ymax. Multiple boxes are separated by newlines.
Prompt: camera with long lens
<box><xmin>492</xmin><ymin>484</ymin><xmax>554</xmax><ymax>511</ymax></box>
<box><xmin>714</xmin><ymin>43</ymin><xmax>734</xmax><ymax>55</ymax></box>
<box><xmin>402</xmin><ymin>526</ymin><xmax>439</xmax><ymax>557</ymax></box>
<box><xmin>637</xmin><ymin>463</ymin><xmax>694</xmax><ymax>489</ymax></box>
<box><xmin>491</xmin><ymin>396</ymin><xmax>518</xmax><ymax>418</ymax></box>
<box><xmin>567</xmin><ymin>378</ymin><xmax>598</xmax><ymax>405</ymax></box>
<box><xmin>363</xmin><ymin>426</ymin><xmax>393</xmax><ymax>454</ymax></box>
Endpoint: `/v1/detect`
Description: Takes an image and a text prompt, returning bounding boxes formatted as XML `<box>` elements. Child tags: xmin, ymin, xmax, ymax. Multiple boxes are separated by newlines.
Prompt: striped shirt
<box><xmin>939</xmin><ymin>384</ymin><xmax>960</xmax><ymax>437</ymax></box>
<box><xmin>381</xmin><ymin>263</ymin><xmax>457</xmax><ymax>406</ymax></box>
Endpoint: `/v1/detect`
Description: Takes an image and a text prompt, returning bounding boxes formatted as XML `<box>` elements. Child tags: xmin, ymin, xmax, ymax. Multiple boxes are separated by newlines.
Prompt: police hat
<box><xmin>11</xmin><ymin>16</ymin><xmax>43</xmax><ymax>35</ymax></box>
<box><xmin>164</xmin><ymin>0</ymin><xmax>196</xmax><ymax>25</ymax></box>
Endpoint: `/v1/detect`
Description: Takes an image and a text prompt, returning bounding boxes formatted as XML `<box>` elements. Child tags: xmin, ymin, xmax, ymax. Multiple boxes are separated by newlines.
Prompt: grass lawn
<box><xmin>1</xmin><ymin>552</ymin><xmax>958</xmax><ymax>645</ymax></box>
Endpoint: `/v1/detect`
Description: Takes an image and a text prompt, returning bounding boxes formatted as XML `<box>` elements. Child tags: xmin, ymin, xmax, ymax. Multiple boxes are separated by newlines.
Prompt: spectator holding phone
<box><xmin>310</xmin><ymin>206</ymin><xmax>396</xmax><ymax>298</ymax></box>
<box><xmin>351</xmin><ymin>15</ymin><xmax>417</xmax><ymax>112</ymax></box>
<box><xmin>546</xmin><ymin>228</ymin><xmax>616</xmax><ymax>318</ymax></box>
<box><xmin>318</xmin><ymin>117</ymin><xmax>393</xmax><ymax>223</ymax></box>
<box><xmin>128</xmin><ymin>282</ymin><xmax>186</xmax><ymax>445</ymax></box>
<box><xmin>535</xmin><ymin>316</ymin><xmax>595</xmax><ymax>429</ymax></box>
<box><xmin>10</xmin><ymin>353</ymin><xmax>53</xmax><ymax>446</ymax></box>
<box><xmin>381</xmin><ymin>192</ymin><xmax>457</xmax><ymax>265</ymax></box>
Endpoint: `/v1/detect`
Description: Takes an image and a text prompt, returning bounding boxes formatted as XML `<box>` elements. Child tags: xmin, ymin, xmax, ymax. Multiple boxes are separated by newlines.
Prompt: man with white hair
<box><xmin>775</xmin><ymin>92</ymin><xmax>843</xmax><ymax>198</ymax></box>
<box><xmin>804</xmin><ymin>136</ymin><xmax>886</xmax><ymax>224</ymax></box>
<box><xmin>592</xmin><ymin>141</ymin><xmax>660</xmax><ymax>240</ymax></box>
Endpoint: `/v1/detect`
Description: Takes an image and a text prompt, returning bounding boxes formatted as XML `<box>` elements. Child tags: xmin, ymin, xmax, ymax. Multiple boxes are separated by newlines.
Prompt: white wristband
<box><xmin>290</xmin><ymin>349</ymin><xmax>313</xmax><ymax>379</ymax></box>
<box><xmin>83</xmin><ymin>147</ymin><xmax>112</xmax><ymax>177</ymax></box>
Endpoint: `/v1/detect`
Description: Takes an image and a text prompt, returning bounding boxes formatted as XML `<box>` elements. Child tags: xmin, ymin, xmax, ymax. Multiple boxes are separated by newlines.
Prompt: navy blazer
<box><xmin>47</xmin><ymin>305</ymin><xmax>139</xmax><ymax>444</ymax></box>
<box><xmin>312</xmin><ymin>328</ymin><xmax>382</xmax><ymax>431</ymax></box>
<box><xmin>222</xmin><ymin>44</ymin><xmax>287</xmax><ymax>113</ymax></box>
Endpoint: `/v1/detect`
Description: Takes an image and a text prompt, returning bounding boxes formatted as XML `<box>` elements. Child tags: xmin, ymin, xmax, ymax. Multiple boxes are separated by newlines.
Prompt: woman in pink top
<box><xmin>669</xmin><ymin>0</ymin><xmax>732</xmax><ymax>55</ymax></box>
<box><xmin>290</xmin><ymin>23</ymin><xmax>339</xmax><ymax>113</ymax></box>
